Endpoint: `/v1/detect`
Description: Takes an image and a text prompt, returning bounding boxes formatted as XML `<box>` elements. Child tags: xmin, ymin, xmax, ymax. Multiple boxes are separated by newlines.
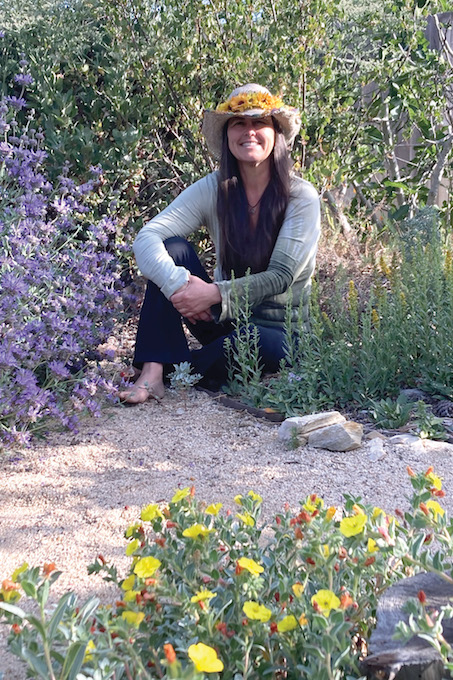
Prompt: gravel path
<box><xmin>1</xmin><ymin>389</ymin><xmax>453</xmax><ymax>679</ymax></box>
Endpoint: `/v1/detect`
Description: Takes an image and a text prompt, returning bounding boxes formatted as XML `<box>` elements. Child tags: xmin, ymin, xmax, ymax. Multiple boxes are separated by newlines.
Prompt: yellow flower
<box><xmin>299</xmin><ymin>613</ymin><xmax>308</xmax><ymax>626</ymax></box>
<box><xmin>84</xmin><ymin>640</ymin><xmax>95</xmax><ymax>662</ymax></box>
<box><xmin>234</xmin><ymin>494</ymin><xmax>243</xmax><ymax>505</ymax></box>
<box><xmin>326</xmin><ymin>506</ymin><xmax>336</xmax><ymax>521</ymax></box>
<box><xmin>426</xmin><ymin>472</ymin><xmax>442</xmax><ymax>490</ymax></box>
<box><xmin>367</xmin><ymin>538</ymin><xmax>378</xmax><ymax>553</ymax></box>
<box><xmin>372</xmin><ymin>507</ymin><xmax>385</xmax><ymax>519</ymax></box>
<box><xmin>11</xmin><ymin>563</ymin><xmax>28</xmax><ymax>582</ymax></box>
<box><xmin>121</xmin><ymin>611</ymin><xmax>145</xmax><ymax>627</ymax></box>
<box><xmin>182</xmin><ymin>524</ymin><xmax>213</xmax><ymax>539</ymax></box>
<box><xmin>340</xmin><ymin>514</ymin><xmax>367</xmax><ymax>537</ymax></box>
<box><xmin>311</xmin><ymin>589</ymin><xmax>341</xmax><ymax>616</ymax></box>
<box><xmin>292</xmin><ymin>582</ymin><xmax>305</xmax><ymax>598</ymax></box>
<box><xmin>248</xmin><ymin>490</ymin><xmax>263</xmax><ymax>503</ymax></box>
<box><xmin>171</xmin><ymin>487</ymin><xmax>191</xmax><ymax>503</ymax></box>
<box><xmin>125</xmin><ymin>523</ymin><xmax>141</xmax><ymax>538</ymax></box>
<box><xmin>191</xmin><ymin>589</ymin><xmax>216</xmax><ymax>603</ymax></box>
<box><xmin>236</xmin><ymin>512</ymin><xmax>255</xmax><ymax>527</ymax></box>
<box><xmin>125</xmin><ymin>539</ymin><xmax>140</xmax><ymax>556</ymax></box>
<box><xmin>133</xmin><ymin>556</ymin><xmax>161</xmax><ymax>579</ymax></box>
<box><xmin>121</xmin><ymin>574</ymin><xmax>136</xmax><ymax>591</ymax></box>
<box><xmin>243</xmin><ymin>601</ymin><xmax>272</xmax><ymax>622</ymax></box>
<box><xmin>188</xmin><ymin>643</ymin><xmax>224</xmax><ymax>673</ymax></box>
<box><xmin>124</xmin><ymin>590</ymin><xmax>140</xmax><ymax>602</ymax></box>
<box><xmin>303</xmin><ymin>495</ymin><xmax>324</xmax><ymax>513</ymax></box>
<box><xmin>426</xmin><ymin>500</ymin><xmax>445</xmax><ymax>519</ymax></box>
<box><xmin>237</xmin><ymin>557</ymin><xmax>264</xmax><ymax>576</ymax></box>
<box><xmin>277</xmin><ymin>615</ymin><xmax>298</xmax><ymax>632</ymax></box>
<box><xmin>205</xmin><ymin>503</ymin><xmax>222</xmax><ymax>515</ymax></box>
<box><xmin>322</xmin><ymin>544</ymin><xmax>330</xmax><ymax>558</ymax></box>
<box><xmin>141</xmin><ymin>504</ymin><xmax>164</xmax><ymax>521</ymax></box>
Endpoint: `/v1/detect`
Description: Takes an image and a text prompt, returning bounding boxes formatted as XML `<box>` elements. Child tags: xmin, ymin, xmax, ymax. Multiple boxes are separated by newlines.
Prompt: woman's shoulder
<box><xmin>186</xmin><ymin>171</ymin><xmax>219</xmax><ymax>195</ymax></box>
<box><xmin>289</xmin><ymin>173</ymin><xmax>319</xmax><ymax>202</ymax></box>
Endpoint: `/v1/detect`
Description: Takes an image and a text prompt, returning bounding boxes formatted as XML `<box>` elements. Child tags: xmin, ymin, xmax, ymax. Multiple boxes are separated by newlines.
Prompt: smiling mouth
<box><xmin>241</xmin><ymin>141</ymin><xmax>260</xmax><ymax>147</ymax></box>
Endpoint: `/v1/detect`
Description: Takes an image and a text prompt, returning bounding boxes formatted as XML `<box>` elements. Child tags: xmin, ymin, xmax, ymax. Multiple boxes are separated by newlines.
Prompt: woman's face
<box><xmin>227</xmin><ymin>116</ymin><xmax>275</xmax><ymax>166</ymax></box>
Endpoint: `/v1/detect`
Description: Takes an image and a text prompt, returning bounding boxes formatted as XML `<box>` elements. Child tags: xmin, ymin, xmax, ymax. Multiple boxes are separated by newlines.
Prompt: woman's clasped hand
<box><xmin>170</xmin><ymin>276</ymin><xmax>221</xmax><ymax>324</ymax></box>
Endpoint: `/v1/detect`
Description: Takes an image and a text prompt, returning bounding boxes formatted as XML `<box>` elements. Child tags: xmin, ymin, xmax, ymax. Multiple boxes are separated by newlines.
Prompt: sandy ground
<box><xmin>1</xmin><ymin>389</ymin><xmax>453</xmax><ymax>679</ymax></box>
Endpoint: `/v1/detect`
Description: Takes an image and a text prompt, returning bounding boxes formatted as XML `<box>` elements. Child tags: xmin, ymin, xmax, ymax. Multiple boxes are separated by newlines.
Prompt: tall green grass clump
<box><xmin>229</xmin><ymin>210</ymin><xmax>452</xmax><ymax>416</ymax></box>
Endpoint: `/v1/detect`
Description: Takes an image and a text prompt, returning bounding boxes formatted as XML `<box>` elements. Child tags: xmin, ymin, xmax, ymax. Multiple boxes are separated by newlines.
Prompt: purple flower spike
<box><xmin>14</xmin><ymin>73</ymin><xmax>34</xmax><ymax>86</ymax></box>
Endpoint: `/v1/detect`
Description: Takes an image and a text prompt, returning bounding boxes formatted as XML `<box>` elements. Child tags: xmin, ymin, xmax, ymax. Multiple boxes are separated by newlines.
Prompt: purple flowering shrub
<box><xmin>0</xmin><ymin>76</ymin><xmax>125</xmax><ymax>449</ymax></box>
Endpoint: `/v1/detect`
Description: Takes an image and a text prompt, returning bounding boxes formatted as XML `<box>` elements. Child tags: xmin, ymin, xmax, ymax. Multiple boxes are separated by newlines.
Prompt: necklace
<box><xmin>247</xmin><ymin>198</ymin><xmax>262</xmax><ymax>214</ymax></box>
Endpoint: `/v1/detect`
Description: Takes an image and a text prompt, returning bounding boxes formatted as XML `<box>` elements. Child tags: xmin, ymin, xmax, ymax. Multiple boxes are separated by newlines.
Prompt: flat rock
<box><xmin>278</xmin><ymin>411</ymin><xmax>345</xmax><ymax>442</ymax></box>
<box><xmin>365</xmin><ymin>430</ymin><xmax>388</xmax><ymax>441</ymax></box>
<box><xmin>307</xmin><ymin>421</ymin><xmax>363</xmax><ymax>451</ymax></box>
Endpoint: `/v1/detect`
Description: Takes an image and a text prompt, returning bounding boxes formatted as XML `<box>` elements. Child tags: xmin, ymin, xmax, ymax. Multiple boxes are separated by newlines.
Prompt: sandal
<box><xmin>119</xmin><ymin>381</ymin><xmax>164</xmax><ymax>405</ymax></box>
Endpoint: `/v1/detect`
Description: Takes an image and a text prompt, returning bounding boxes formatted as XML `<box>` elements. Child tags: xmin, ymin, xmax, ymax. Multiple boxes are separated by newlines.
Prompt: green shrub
<box><xmin>256</xmin><ymin>217</ymin><xmax>453</xmax><ymax>417</ymax></box>
<box><xmin>1</xmin><ymin>468</ymin><xmax>452</xmax><ymax>678</ymax></box>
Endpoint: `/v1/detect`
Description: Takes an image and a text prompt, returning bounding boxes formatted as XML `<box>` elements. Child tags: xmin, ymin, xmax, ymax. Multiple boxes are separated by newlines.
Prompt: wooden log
<box><xmin>361</xmin><ymin>572</ymin><xmax>453</xmax><ymax>680</ymax></box>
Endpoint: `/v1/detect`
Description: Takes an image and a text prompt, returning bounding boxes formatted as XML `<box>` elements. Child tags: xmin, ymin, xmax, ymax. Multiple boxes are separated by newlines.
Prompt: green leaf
<box><xmin>21</xmin><ymin>648</ymin><xmax>49</xmax><ymax>679</ymax></box>
<box><xmin>78</xmin><ymin>596</ymin><xmax>100</xmax><ymax>624</ymax></box>
<box><xmin>21</xmin><ymin>580</ymin><xmax>37</xmax><ymax>598</ymax></box>
<box><xmin>61</xmin><ymin>641</ymin><xmax>87</xmax><ymax>680</ymax></box>
<box><xmin>48</xmin><ymin>592</ymin><xmax>76</xmax><ymax>641</ymax></box>
<box><xmin>25</xmin><ymin>615</ymin><xmax>47</xmax><ymax>640</ymax></box>
<box><xmin>0</xmin><ymin>602</ymin><xmax>26</xmax><ymax>618</ymax></box>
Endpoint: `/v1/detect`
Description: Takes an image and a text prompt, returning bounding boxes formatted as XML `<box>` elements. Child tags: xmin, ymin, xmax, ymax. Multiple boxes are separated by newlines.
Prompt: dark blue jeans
<box><xmin>133</xmin><ymin>237</ymin><xmax>287</xmax><ymax>387</ymax></box>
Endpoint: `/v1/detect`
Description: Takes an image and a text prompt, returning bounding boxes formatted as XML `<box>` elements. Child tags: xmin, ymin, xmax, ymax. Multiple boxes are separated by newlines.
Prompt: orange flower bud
<box><xmin>420</xmin><ymin>503</ymin><xmax>429</xmax><ymax>516</ymax></box>
<box><xmin>190</xmin><ymin>486</ymin><xmax>196</xmax><ymax>497</ymax></box>
<box><xmin>43</xmin><ymin>562</ymin><xmax>56</xmax><ymax>576</ymax></box>
<box><xmin>338</xmin><ymin>547</ymin><xmax>348</xmax><ymax>559</ymax></box>
<box><xmin>306</xmin><ymin>557</ymin><xmax>316</xmax><ymax>566</ymax></box>
<box><xmin>275</xmin><ymin>516</ymin><xmax>282</xmax><ymax>525</ymax></box>
<box><xmin>216</xmin><ymin>622</ymin><xmax>228</xmax><ymax>635</ymax></box>
<box><xmin>11</xmin><ymin>624</ymin><xmax>21</xmax><ymax>634</ymax></box>
<box><xmin>406</xmin><ymin>466</ymin><xmax>416</xmax><ymax>477</ymax></box>
<box><xmin>144</xmin><ymin>578</ymin><xmax>156</xmax><ymax>586</ymax></box>
<box><xmin>434</xmin><ymin>489</ymin><xmax>446</xmax><ymax>498</ymax></box>
<box><xmin>270</xmin><ymin>622</ymin><xmax>278</xmax><ymax>634</ymax></box>
<box><xmin>326</xmin><ymin>506</ymin><xmax>336</xmax><ymax>520</ymax></box>
<box><xmin>2</xmin><ymin>579</ymin><xmax>19</xmax><ymax>592</ymax></box>
<box><xmin>155</xmin><ymin>537</ymin><xmax>166</xmax><ymax>547</ymax></box>
<box><xmin>425</xmin><ymin>466</ymin><xmax>434</xmax><ymax>476</ymax></box>
<box><xmin>163</xmin><ymin>643</ymin><xmax>177</xmax><ymax>664</ymax></box>
<box><xmin>334</xmin><ymin>562</ymin><xmax>340</xmax><ymax>572</ymax></box>
<box><xmin>294</xmin><ymin>527</ymin><xmax>304</xmax><ymax>540</ymax></box>
<box><xmin>97</xmin><ymin>554</ymin><xmax>106</xmax><ymax>565</ymax></box>
<box><xmin>418</xmin><ymin>590</ymin><xmax>427</xmax><ymax>604</ymax></box>
<box><xmin>364</xmin><ymin>556</ymin><xmax>375</xmax><ymax>567</ymax></box>
<box><xmin>166</xmin><ymin>521</ymin><xmax>176</xmax><ymax>528</ymax></box>
<box><xmin>340</xmin><ymin>593</ymin><xmax>354</xmax><ymax>609</ymax></box>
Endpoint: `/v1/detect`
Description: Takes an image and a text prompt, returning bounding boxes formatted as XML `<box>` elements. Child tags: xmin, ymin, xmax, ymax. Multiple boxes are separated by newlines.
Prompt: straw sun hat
<box><xmin>202</xmin><ymin>83</ymin><xmax>301</xmax><ymax>160</ymax></box>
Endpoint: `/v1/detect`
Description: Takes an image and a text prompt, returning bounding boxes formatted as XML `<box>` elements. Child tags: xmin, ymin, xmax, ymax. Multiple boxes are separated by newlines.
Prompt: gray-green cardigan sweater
<box><xmin>133</xmin><ymin>171</ymin><xmax>321</xmax><ymax>328</ymax></box>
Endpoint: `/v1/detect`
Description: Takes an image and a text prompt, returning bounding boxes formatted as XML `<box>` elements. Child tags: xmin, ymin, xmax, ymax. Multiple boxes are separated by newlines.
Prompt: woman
<box><xmin>119</xmin><ymin>83</ymin><xmax>320</xmax><ymax>404</ymax></box>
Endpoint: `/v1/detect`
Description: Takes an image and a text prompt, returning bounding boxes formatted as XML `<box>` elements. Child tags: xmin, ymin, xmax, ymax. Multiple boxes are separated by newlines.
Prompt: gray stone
<box><xmin>367</xmin><ymin>438</ymin><xmax>386</xmax><ymax>461</ymax></box>
<box><xmin>307</xmin><ymin>421</ymin><xmax>363</xmax><ymax>451</ymax></box>
<box><xmin>278</xmin><ymin>411</ymin><xmax>345</xmax><ymax>442</ymax></box>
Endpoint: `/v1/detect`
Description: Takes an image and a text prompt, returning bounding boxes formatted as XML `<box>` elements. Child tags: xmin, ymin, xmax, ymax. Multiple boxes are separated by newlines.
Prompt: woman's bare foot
<box><xmin>119</xmin><ymin>362</ymin><xmax>165</xmax><ymax>404</ymax></box>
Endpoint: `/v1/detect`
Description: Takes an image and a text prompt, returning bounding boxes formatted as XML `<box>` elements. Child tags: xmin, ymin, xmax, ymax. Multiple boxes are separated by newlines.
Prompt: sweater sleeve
<box><xmin>214</xmin><ymin>179</ymin><xmax>321</xmax><ymax>322</ymax></box>
<box><xmin>133</xmin><ymin>174</ymin><xmax>217</xmax><ymax>299</ymax></box>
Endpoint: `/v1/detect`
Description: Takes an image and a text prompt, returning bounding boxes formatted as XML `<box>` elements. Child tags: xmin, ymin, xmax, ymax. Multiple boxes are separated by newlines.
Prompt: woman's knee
<box><xmin>164</xmin><ymin>237</ymin><xmax>197</xmax><ymax>267</ymax></box>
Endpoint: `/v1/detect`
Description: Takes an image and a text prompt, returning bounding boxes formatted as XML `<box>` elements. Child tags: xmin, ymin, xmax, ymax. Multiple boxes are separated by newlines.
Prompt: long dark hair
<box><xmin>217</xmin><ymin>118</ymin><xmax>291</xmax><ymax>278</ymax></box>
